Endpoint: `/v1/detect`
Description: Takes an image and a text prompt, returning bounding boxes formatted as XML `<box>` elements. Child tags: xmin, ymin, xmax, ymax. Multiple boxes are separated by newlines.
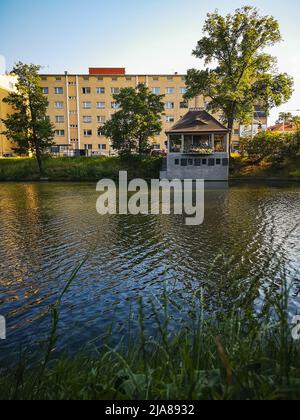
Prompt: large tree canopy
<box><xmin>102</xmin><ymin>83</ymin><xmax>165</xmax><ymax>155</ymax></box>
<box><xmin>185</xmin><ymin>6</ymin><xmax>294</xmax><ymax>146</ymax></box>
<box><xmin>2</xmin><ymin>62</ymin><xmax>54</xmax><ymax>176</ymax></box>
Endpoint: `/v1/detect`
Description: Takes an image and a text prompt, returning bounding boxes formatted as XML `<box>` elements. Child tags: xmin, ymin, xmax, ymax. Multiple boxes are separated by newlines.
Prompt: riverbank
<box><xmin>1</xmin><ymin>284</ymin><xmax>300</xmax><ymax>400</ymax></box>
<box><xmin>0</xmin><ymin>156</ymin><xmax>163</xmax><ymax>182</ymax></box>
<box><xmin>230</xmin><ymin>156</ymin><xmax>300</xmax><ymax>180</ymax></box>
<box><xmin>0</xmin><ymin>156</ymin><xmax>299</xmax><ymax>182</ymax></box>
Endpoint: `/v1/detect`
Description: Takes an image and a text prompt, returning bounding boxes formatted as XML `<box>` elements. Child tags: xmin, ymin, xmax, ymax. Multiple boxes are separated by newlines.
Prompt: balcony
<box><xmin>169</xmin><ymin>133</ymin><xmax>227</xmax><ymax>155</ymax></box>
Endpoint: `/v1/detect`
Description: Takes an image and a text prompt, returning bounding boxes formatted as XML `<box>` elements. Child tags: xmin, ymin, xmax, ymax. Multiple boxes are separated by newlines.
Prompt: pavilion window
<box><xmin>169</xmin><ymin>135</ymin><xmax>182</xmax><ymax>153</ymax></box>
<box><xmin>214</xmin><ymin>134</ymin><xmax>227</xmax><ymax>152</ymax></box>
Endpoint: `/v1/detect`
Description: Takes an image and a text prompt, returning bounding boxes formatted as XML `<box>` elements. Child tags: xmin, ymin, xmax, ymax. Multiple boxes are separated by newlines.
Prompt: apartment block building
<box><xmin>1</xmin><ymin>67</ymin><xmax>267</xmax><ymax>156</ymax></box>
<box><xmin>40</xmin><ymin>67</ymin><xmax>251</xmax><ymax>155</ymax></box>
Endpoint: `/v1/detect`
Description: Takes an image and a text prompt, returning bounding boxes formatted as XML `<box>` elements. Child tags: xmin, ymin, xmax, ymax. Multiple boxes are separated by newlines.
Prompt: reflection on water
<box><xmin>0</xmin><ymin>182</ymin><xmax>299</xmax><ymax>365</ymax></box>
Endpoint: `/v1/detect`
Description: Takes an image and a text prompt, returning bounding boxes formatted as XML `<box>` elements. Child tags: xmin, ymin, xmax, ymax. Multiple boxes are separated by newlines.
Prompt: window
<box><xmin>180</xmin><ymin>87</ymin><xmax>187</xmax><ymax>94</ymax></box>
<box><xmin>41</xmin><ymin>76</ymin><xmax>47</xmax><ymax>81</ymax></box>
<box><xmin>98</xmin><ymin>128</ymin><xmax>104</xmax><ymax>137</ymax></box>
<box><xmin>84</xmin><ymin>144</ymin><xmax>92</xmax><ymax>150</ymax></box>
<box><xmin>70</xmin><ymin>124</ymin><xmax>78</xmax><ymax>129</ymax></box>
<box><xmin>111</xmin><ymin>88</ymin><xmax>120</xmax><ymax>94</ymax></box>
<box><xmin>166</xmin><ymin>116</ymin><xmax>175</xmax><ymax>123</ymax></box>
<box><xmin>55</xmin><ymin>77</ymin><xmax>62</xmax><ymax>81</ymax></box>
<box><xmin>55</xmin><ymin>116</ymin><xmax>64</xmax><ymax>123</ymax></box>
<box><xmin>167</xmin><ymin>77</ymin><xmax>173</xmax><ymax>82</ymax></box>
<box><xmin>55</xmin><ymin>87</ymin><xmax>64</xmax><ymax>94</ymax></box>
<box><xmin>69</xmin><ymin>81</ymin><xmax>76</xmax><ymax>86</ymax></box>
<box><xmin>111</xmin><ymin>102</ymin><xmax>120</xmax><ymax>109</ymax></box>
<box><xmin>169</xmin><ymin>135</ymin><xmax>182</xmax><ymax>153</ymax></box>
<box><xmin>42</xmin><ymin>87</ymin><xmax>49</xmax><ymax>94</ymax></box>
<box><xmin>96</xmin><ymin>87</ymin><xmax>105</xmax><ymax>94</ymax></box>
<box><xmin>165</xmin><ymin>102</ymin><xmax>175</xmax><ymax>110</ymax></box>
<box><xmin>194</xmin><ymin>158</ymin><xmax>201</xmax><ymax>166</ymax></box>
<box><xmin>112</xmin><ymin>77</ymin><xmax>118</xmax><ymax>81</ymax></box>
<box><xmin>152</xmin><ymin>144</ymin><xmax>160</xmax><ymax>150</ymax></box>
<box><xmin>152</xmin><ymin>87</ymin><xmax>160</xmax><ymax>94</ymax></box>
<box><xmin>166</xmin><ymin>87</ymin><xmax>175</xmax><ymax>94</ymax></box>
<box><xmin>181</xmin><ymin>159</ymin><xmax>187</xmax><ymax>167</ymax></box>
<box><xmin>55</xmin><ymin>130</ymin><xmax>65</xmax><ymax>137</ymax></box>
<box><xmin>202</xmin><ymin>159</ymin><xmax>207</xmax><ymax>165</ymax></box>
<box><xmin>188</xmin><ymin>159</ymin><xmax>193</xmax><ymax>166</ymax></box>
<box><xmin>97</xmin><ymin>76</ymin><xmax>104</xmax><ymax>81</ymax></box>
<box><xmin>204</xmin><ymin>101</ymin><xmax>210</xmax><ymax>110</ymax></box>
<box><xmin>84</xmin><ymin>130</ymin><xmax>92</xmax><ymax>137</ymax></box>
<box><xmin>69</xmin><ymin>96</ymin><xmax>76</xmax><ymax>100</ymax></box>
<box><xmin>98</xmin><ymin>144</ymin><xmax>107</xmax><ymax>150</ymax></box>
<box><xmin>55</xmin><ymin>102</ymin><xmax>64</xmax><ymax>109</ymax></box>
<box><xmin>192</xmin><ymin>134</ymin><xmax>212</xmax><ymax>149</ymax></box>
<box><xmin>234</xmin><ymin>129</ymin><xmax>239</xmax><ymax>135</ymax></box>
<box><xmin>152</xmin><ymin>77</ymin><xmax>159</xmax><ymax>81</ymax></box>
<box><xmin>216</xmin><ymin>159</ymin><xmax>221</xmax><ymax>165</ymax></box>
<box><xmin>83</xmin><ymin>101</ymin><xmax>92</xmax><ymax>109</ymax></box>
<box><xmin>83</xmin><ymin>116</ymin><xmax>92</xmax><ymax>123</ymax></box>
<box><xmin>175</xmin><ymin>159</ymin><xmax>180</xmax><ymax>165</ymax></box>
<box><xmin>214</xmin><ymin>134</ymin><xmax>227</xmax><ymax>152</ymax></box>
<box><xmin>82</xmin><ymin>87</ymin><xmax>91</xmax><ymax>94</ymax></box>
<box><xmin>254</xmin><ymin>106</ymin><xmax>267</xmax><ymax>119</ymax></box>
<box><xmin>208</xmin><ymin>158</ymin><xmax>215</xmax><ymax>166</ymax></box>
<box><xmin>180</xmin><ymin>101</ymin><xmax>188</xmax><ymax>109</ymax></box>
<box><xmin>126</xmin><ymin>77</ymin><xmax>132</xmax><ymax>81</ymax></box>
<box><xmin>97</xmin><ymin>102</ymin><xmax>106</xmax><ymax>109</ymax></box>
<box><xmin>69</xmin><ymin>110</ymin><xmax>76</xmax><ymax>115</ymax></box>
<box><xmin>97</xmin><ymin>116</ymin><xmax>106</xmax><ymax>123</ymax></box>
<box><xmin>83</xmin><ymin>76</ymin><xmax>90</xmax><ymax>81</ymax></box>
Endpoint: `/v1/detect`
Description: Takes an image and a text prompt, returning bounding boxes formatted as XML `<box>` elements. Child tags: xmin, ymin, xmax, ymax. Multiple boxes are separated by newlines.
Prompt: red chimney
<box><xmin>89</xmin><ymin>68</ymin><xmax>126</xmax><ymax>75</ymax></box>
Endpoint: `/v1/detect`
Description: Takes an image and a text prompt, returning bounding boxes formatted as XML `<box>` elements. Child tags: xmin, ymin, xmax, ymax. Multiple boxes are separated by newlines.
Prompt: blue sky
<box><xmin>1</xmin><ymin>0</ymin><xmax>300</xmax><ymax>124</ymax></box>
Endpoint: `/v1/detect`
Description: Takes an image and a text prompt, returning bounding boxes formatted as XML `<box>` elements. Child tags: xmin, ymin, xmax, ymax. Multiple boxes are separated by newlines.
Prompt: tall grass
<box><xmin>1</xmin><ymin>257</ymin><xmax>300</xmax><ymax>400</ymax></box>
<box><xmin>0</xmin><ymin>156</ymin><xmax>162</xmax><ymax>182</ymax></box>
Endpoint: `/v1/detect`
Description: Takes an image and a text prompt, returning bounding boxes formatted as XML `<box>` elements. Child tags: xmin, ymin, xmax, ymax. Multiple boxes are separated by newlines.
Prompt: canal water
<box><xmin>0</xmin><ymin>182</ymin><xmax>299</xmax><ymax>365</ymax></box>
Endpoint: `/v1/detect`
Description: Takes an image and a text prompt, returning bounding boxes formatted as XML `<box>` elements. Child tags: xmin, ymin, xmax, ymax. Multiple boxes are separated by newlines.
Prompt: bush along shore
<box><xmin>231</xmin><ymin>131</ymin><xmax>300</xmax><ymax>180</ymax></box>
<box><xmin>1</xmin><ymin>255</ymin><xmax>300</xmax><ymax>401</ymax></box>
<box><xmin>0</xmin><ymin>156</ymin><xmax>163</xmax><ymax>182</ymax></box>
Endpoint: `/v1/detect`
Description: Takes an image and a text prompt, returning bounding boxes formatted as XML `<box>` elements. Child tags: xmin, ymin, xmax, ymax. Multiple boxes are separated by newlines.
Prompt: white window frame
<box><xmin>97</xmin><ymin>116</ymin><xmax>106</xmax><ymax>123</ymax></box>
<box><xmin>166</xmin><ymin>87</ymin><xmax>175</xmax><ymax>94</ymax></box>
<box><xmin>97</xmin><ymin>102</ymin><xmax>106</xmax><ymax>109</ymax></box>
<box><xmin>83</xmin><ymin>116</ymin><xmax>92</xmax><ymax>123</ymax></box>
<box><xmin>83</xmin><ymin>102</ymin><xmax>92</xmax><ymax>109</ymax></box>
<box><xmin>55</xmin><ymin>102</ymin><xmax>64</xmax><ymax>109</ymax></box>
<box><xmin>55</xmin><ymin>116</ymin><xmax>65</xmax><ymax>123</ymax></box>
<box><xmin>165</xmin><ymin>102</ymin><xmax>175</xmax><ymax>110</ymax></box>
<box><xmin>54</xmin><ymin>87</ymin><xmax>64</xmax><ymax>95</ymax></box>
<box><xmin>152</xmin><ymin>88</ymin><xmax>160</xmax><ymax>94</ymax></box>
<box><xmin>84</xmin><ymin>129</ymin><xmax>93</xmax><ymax>137</ymax></box>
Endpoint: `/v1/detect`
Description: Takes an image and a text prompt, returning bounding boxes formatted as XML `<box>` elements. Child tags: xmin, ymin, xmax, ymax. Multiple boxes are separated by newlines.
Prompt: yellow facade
<box><xmin>0</xmin><ymin>87</ymin><xmax>14</xmax><ymax>157</ymax></box>
<box><xmin>1</xmin><ymin>70</ymin><xmax>267</xmax><ymax>155</ymax></box>
<box><xmin>40</xmin><ymin>71</ymin><xmax>248</xmax><ymax>154</ymax></box>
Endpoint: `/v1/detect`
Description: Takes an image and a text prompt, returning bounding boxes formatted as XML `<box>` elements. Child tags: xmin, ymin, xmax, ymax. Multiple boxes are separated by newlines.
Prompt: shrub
<box><xmin>240</xmin><ymin>131</ymin><xmax>300</xmax><ymax>166</ymax></box>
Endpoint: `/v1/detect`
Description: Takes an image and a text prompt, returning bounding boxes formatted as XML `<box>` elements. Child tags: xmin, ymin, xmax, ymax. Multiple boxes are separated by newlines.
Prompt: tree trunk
<box><xmin>227</xmin><ymin>117</ymin><xmax>235</xmax><ymax>158</ymax></box>
<box><xmin>35</xmin><ymin>147</ymin><xmax>45</xmax><ymax>179</ymax></box>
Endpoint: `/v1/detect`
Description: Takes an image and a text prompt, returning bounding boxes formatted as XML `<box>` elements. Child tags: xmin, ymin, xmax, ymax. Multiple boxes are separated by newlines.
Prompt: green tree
<box><xmin>276</xmin><ymin>112</ymin><xmax>293</xmax><ymax>124</ymax></box>
<box><xmin>240</xmin><ymin>131</ymin><xmax>300</xmax><ymax>165</ymax></box>
<box><xmin>102</xmin><ymin>83</ymin><xmax>165</xmax><ymax>155</ymax></box>
<box><xmin>1</xmin><ymin>62</ymin><xmax>55</xmax><ymax>177</ymax></box>
<box><xmin>184</xmin><ymin>6</ymin><xmax>294</xmax><ymax>150</ymax></box>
